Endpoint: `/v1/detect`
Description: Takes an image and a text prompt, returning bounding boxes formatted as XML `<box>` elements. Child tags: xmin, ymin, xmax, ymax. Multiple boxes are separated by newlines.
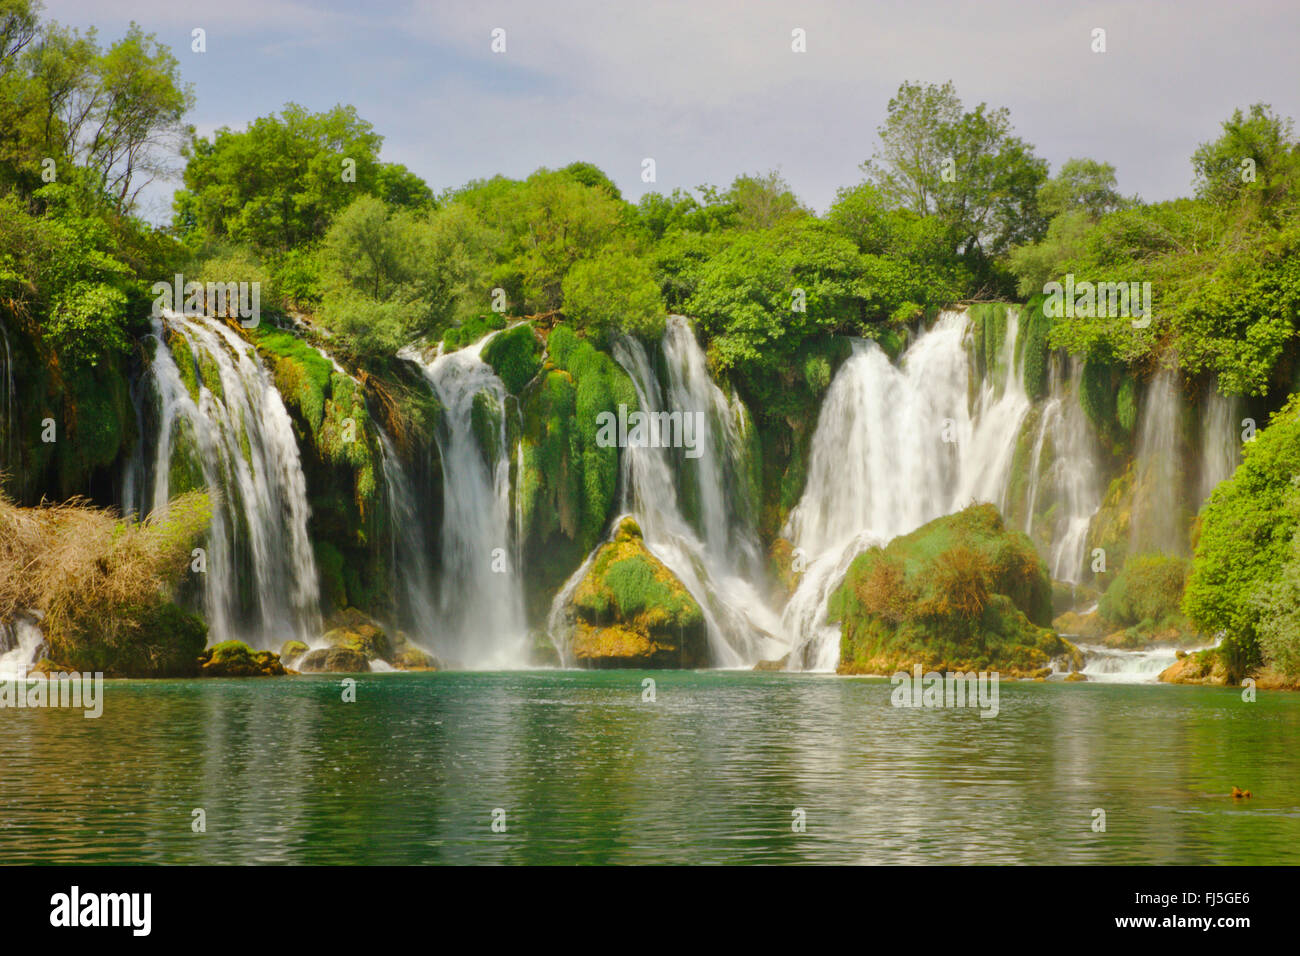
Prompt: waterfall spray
<box><xmin>132</xmin><ymin>312</ymin><xmax>322</xmax><ymax>648</ymax></box>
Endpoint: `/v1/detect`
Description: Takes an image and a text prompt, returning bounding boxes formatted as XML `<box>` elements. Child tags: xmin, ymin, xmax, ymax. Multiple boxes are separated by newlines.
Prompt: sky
<box><xmin>42</xmin><ymin>0</ymin><xmax>1300</xmax><ymax>224</ymax></box>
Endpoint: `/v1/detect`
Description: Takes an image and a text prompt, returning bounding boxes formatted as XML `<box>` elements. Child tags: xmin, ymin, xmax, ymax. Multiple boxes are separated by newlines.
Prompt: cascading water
<box><xmin>782</xmin><ymin>309</ymin><xmax>1035</xmax><ymax>671</ymax></box>
<box><xmin>1021</xmin><ymin>357</ymin><xmax>1103</xmax><ymax>582</ymax></box>
<box><xmin>405</xmin><ymin>334</ymin><xmax>527</xmax><ymax>668</ymax></box>
<box><xmin>130</xmin><ymin>312</ymin><xmax>322</xmax><ymax>648</ymax></box>
<box><xmin>1199</xmin><ymin>385</ymin><xmax>1241</xmax><ymax>504</ymax></box>
<box><xmin>0</xmin><ymin>612</ymin><xmax>45</xmax><ymax>678</ymax></box>
<box><xmin>593</xmin><ymin>322</ymin><xmax>785</xmax><ymax>667</ymax></box>
<box><xmin>661</xmin><ymin>316</ymin><xmax>764</xmax><ymax>580</ymax></box>
<box><xmin>1130</xmin><ymin>368</ymin><xmax>1186</xmax><ymax>555</ymax></box>
<box><xmin>375</xmin><ymin>427</ymin><xmax>440</xmax><ymax>646</ymax></box>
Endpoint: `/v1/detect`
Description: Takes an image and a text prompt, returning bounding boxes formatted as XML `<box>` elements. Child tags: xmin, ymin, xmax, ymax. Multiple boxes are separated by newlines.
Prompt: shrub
<box><xmin>1100</xmin><ymin>552</ymin><xmax>1190</xmax><ymax>629</ymax></box>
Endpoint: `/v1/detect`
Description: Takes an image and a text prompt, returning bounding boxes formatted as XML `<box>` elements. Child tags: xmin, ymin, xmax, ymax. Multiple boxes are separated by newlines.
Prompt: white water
<box><xmin>132</xmin><ymin>312</ymin><xmax>321</xmax><ymax>648</ymax></box>
<box><xmin>1130</xmin><ymin>368</ymin><xmax>1185</xmax><ymax>555</ymax></box>
<box><xmin>782</xmin><ymin>310</ymin><xmax>1034</xmax><ymax>671</ymax></box>
<box><xmin>1074</xmin><ymin>643</ymin><xmax>1186</xmax><ymax>684</ymax></box>
<box><xmin>376</xmin><ymin>423</ymin><xmax>441</xmax><ymax>646</ymax></box>
<box><xmin>594</xmin><ymin>323</ymin><xmax>785</xmax><ymax>667</ymax></box>
<box><xmin>1199</xmin><ymin>385</ymin><xmax>1241</xmax><ymax>504</ymax></box>
<box><xmin>0</xmin><ymin>612</ymin><xmax>45</xmax><ymax>678</ymax></box>
<box><xmin>405</xmin><ymin>334</ymin><xmax>527</xmax><ymax>668</ymax></box>
<box><xmin>1023</xmin><ymin>357</ymin><xmax>1103</xmax><ymax>582</ymax></box>
<box><xmin>661</xmin><ymin>316</ymin><xmax>764</xmax><ymax>579</ymax></box>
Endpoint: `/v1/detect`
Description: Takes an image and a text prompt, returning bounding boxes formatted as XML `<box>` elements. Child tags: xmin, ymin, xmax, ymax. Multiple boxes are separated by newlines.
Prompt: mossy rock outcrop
<box><xmin>565</xmin><ymin>517</ymin><xmax>707</xmax><ymax>668</ymax></box>
<box><xmin>199</xmin><ymin>640</ymin><xmax>286</xmax><ymax>677</ymax></box>
<box><xmin>830</xmin><ymin>503</ymin><xmax>1077</xmax><ymax>676</ymax></box>
<box><xmin>279</xmin><ymin>640</ymin><xmax>309</xmax><ymax>666</ymax></box>
<box><xmin>319</xmin><ymin>609</ymin><xmax>439</xmax><ymax>670</ymax></box>
<box><xmin>298</xmin><ymin>646</ymin><xmax>371</xmax><ymax>673</ymax></box>
<box><xmin>45</xmin><ymin>601</ymin><xmax>208</xmax><ymax>678</ymax></box>
<box><xmin>1160</xmin><ymin>648</ymin><xmax>1300</xmax><ymax>690</ymax></box>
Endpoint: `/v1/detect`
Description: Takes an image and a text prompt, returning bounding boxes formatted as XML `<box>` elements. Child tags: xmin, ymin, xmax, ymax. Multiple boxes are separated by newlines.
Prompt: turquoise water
<box><xmin>2</xmin><ymin>671</ymin><xmax>1297</xmax><ymax>864</ymax></box>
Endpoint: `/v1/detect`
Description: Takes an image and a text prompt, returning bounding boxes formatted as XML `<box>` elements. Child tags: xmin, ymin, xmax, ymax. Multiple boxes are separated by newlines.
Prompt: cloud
<box><xmin>42</xmin><ymin>0</ymin><xmax>1300</xmax><ymax>218</ymax></box>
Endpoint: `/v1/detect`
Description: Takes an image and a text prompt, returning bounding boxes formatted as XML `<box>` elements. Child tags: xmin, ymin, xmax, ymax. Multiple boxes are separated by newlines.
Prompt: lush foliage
<box><xmin>1184</xmin><ymin>395</ymin><xmax>1300</xmax><ymax>677</ymax></box>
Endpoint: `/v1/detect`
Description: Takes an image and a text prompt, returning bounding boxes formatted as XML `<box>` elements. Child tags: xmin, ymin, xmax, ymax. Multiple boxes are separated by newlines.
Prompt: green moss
<box><xmin>568</xmin><ymin>517</ymin><xmax>707</xmax><ymax>667</ymax></box>
<box><xmin>471</xmin><ymin>389</ymin><xmax>504</xmax><ymax>471</ymax></box>
<box><xmin>1117</xmin><ymin>375</ymin><xmax>1137</xmax><ymax>433</ymax></box>
<box><xmin>1100</xmin><ymin>551</ymin><xmax>1191</xmax><ymax>631</ymax></box>
<box><xmin>1019</xmin><ymin>295</ymin><xmax>1051</xmax><ymax>401</ymax></box>
<box><xmin>442</xmin><ymin>312</ymin><xmax>508</xmax><ymax>351</ymax></box>
<box><xmin>197</xmin><ymin>351</ymin><xmax>224</xmax><ymax>402</ymax></box>
<box><xmin>829</xmin><ymin>503</ymin><xmax>1064</xmax><ymax>674</ymax></box>
<box><xmin>314</xmin><ymin>540</ymin><xmax>347</xmax><ymax>610</ymax></box>
<box><xmin>253</xmin><ymin>327</ymin><xmax>333</xmax><ymax>431</ymax></box>
<box><xmin>481</xmin><ymin>322</ymin><xmax>543</xmax><ymax>394</ymax></box>
<box><xmin>167</xmin><ymin>417</ymin><xmax>206</xmax><ymax>495</ymax></box>
<box><xmin>167</xmin><ymin>332</ymin><xmax>200</xmax><ymax>403</ymax></box>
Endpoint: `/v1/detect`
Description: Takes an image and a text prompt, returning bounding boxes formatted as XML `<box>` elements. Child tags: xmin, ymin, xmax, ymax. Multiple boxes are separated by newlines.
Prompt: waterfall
<box><xmin>0</xmin><ymin>612</ymin><xmax>45</xmax><ymax>678</ymax></box>
<box><xmin>782</xmin><ymin>309</ymin><xmax>1035</xmax><ymax>671</ymax></box>
<box><xmin>1130</xmin><ymin>368</ymin><xmax>1186</xmax><ymax>555</ymax></box>
<box><xmin>404</xmin><ymin>334</ymin><xmax>527</xmax><ymax>668</ymax></box>
<box><xmin>133</xmin><ymin>312</ymin><xmax>322</xmax><ymax>648</ymax></box>
<box><xmin>606</xmin><ymin>323</ymin><xmax>786</xmax><ymax>667</ymax></box>
<box><xmin>375</xmin><ymin>425</ymin><xmax>440</xmax><ymax>647</ymax></box>
<box><xmin>661</xmin><ymin>316</ymin><xmax>763</xmax><ymax>579</ymax></box>
<box><xmin>1022</xmin><ymin>357</ymin><xmax>1103</xmax><ymax>582</ymax></box>
<box><xmin>1199</xmin><ymin>385</ymin><xmax>1241</xmax><ymax>504</ymax></box>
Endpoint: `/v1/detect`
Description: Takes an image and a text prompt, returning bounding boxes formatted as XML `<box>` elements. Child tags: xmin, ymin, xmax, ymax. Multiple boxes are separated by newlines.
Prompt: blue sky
<box><xmin>43</xmin><ymin>0</ymin><xmax>1300</xmax><ymax>223</ymax></box>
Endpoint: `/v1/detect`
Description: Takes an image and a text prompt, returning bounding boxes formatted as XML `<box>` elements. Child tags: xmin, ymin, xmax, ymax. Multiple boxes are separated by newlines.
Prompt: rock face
<box><xmin>830</xmin><ymin>503</ymin><xmax>1077</xmax><ymax>676</ymax></box>
<box><xmin>298</xmin><ymin>646</ymin><xmax>370</xmax><ymax>673</ymax></box>
<box><xmin>310</xmin><ymin>608</ymin><xmax>439</xmax><ymax>671</ymax></box>
<box><xmin>566</xmin><ymin>517</ymin><xmax>707</xmax><ymax>668</ymax></box>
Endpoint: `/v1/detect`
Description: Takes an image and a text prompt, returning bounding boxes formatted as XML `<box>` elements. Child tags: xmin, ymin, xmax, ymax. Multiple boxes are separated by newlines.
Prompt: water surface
<box><xmin>1</xmin><ymin>671</ymin><xmax>1295</xmax><ymax>864</ymax></box>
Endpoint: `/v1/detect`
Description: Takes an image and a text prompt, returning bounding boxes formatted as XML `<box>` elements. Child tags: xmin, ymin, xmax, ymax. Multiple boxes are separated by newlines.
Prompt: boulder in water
<box><xmin>199</xmin><ymin>640</ymin><xmax>286</xmax><ymax>677</ymax></box>
<box><xmin>565</xmin><ymin>518</ymin><xmax>707</xmax><ymax>668</ymax></box>
<box><xmin>830</xmin><ymin>504</ymin><xmax>1073</xmax><ymax>677</ymax></box>
<box><xmin>298</xmin><ymin>646</ymin><xmax>371</xmax><ymax>673</ymax></box>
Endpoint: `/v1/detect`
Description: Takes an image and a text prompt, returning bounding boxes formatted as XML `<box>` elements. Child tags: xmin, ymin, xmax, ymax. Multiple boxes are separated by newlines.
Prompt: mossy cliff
<box><xmin>516</xmin><ymin>323</ymin><xmax>640</xmax><ymax>624</ymax></box>
<box><xmin>829</xmin><ymin>503</ymin><xmax>1077</xmax><ymax>676</ymax></box>
<box><xmin>251</xmin><ymin>324</ymin><xmax>420</xmax><ymax>618</ymax></box>
<box><xmin>564</xmin><ymin>517</ymin><xmax>707</xmax><ymax>668</ymax></box>
<box><xmin>0</xmin><ymin>306</ymin><xmax>137</xmax><ymax>505</ymax></box>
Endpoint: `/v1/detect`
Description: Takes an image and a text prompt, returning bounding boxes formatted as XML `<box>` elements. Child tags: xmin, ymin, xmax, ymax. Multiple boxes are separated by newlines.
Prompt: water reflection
<box><xmin>1</xmin><ymin>673</ymin><xmax>1297</xmax><ymax>864</ymax></box>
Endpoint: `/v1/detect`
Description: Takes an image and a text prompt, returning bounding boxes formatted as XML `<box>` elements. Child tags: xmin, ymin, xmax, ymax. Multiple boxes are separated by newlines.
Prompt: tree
<box><xmin>561</xmin><ymin>248</ymin><xmax>664</xmax><ymax>339</ymax></box>
<box><xmin>174</xmin><ymin>103</ymin><xmax>428</xmax><ymax>256</ymax></box>
<box><xmin>1037</xmin><ymin>158</ymin><xmax>1129</xmax><ymax>220</ymax></box>
<box><xmin>686</xmin><ymin>217</ymin><xmax>867</xmax><ymax>371</ymax></box>
<box><xmin>1192</xmin><ymin>103</ymin><xmax>1298</xmax><ymax>206</ymax></box>
<box><xmin>727</xmin><ymin>170</ymin><xmax>807</xmax><ymax>230</ymax></box>
<box><xmin>862</xmin><ymin>80</ymin><xmax>1048</xmax><ymax>259</ymax></box>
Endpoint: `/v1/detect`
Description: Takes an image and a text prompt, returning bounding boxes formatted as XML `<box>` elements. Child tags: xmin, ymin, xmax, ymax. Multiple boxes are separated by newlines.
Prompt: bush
<box><xmin>562</xmin><ymin>248</ymin><xmax>665</xmax><ymax>339</ymax></box>
<box><xmin>1184</xmin><ymin>393</ymin><xmax>1300</xmax><ymax>677</ymax></box>
<box><xmin>1100</xmin><ymin>552</ymin><xmax>1190</xmax><ymax>629</ymax></box>
<box><xmin>481</xmin><ymin>322</ymin><xmax>543</xmax><ymax>394</ymax></box>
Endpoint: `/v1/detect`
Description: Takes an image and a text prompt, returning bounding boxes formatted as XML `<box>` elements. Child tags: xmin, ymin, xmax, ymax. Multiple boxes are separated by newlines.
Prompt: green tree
<box><xmin>1037</xmin><ymin>158</ymin><xmax>1129</xmax><ymax>221</ymax></box>
<box><xmin>862</xmin><ymin>80</ymin><xmax>1048</xmax><ymax>259</ymax></box>
<box><xmin>1192</xmin><ymin>103</ymin><xmax>1298</xmax><ymax>206</ymax></box>
<box><xmin>561</xmin><ymin>247</ymin><xmax>664</xmax><ymax>338</ymax></box>
<box><xmin>174</xmin><ymin>103</ymin><xmax>427</xmax><ymax>256</ymax></box>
